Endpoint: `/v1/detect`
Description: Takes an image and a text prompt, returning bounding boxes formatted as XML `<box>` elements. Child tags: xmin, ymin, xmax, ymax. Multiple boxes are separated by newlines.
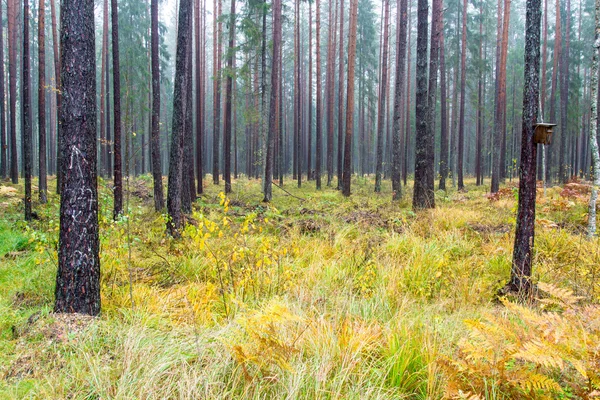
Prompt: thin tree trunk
<box><xmin>559</xmin><ymin>0</ymin><xmax>570</xmax><ymax>183</ymax></box>
<box><xmin>212</xmin><ymin>0</ymin><xmax>221</xmax><ymax>184</ymax></box>
<box><xmin>403</xmin><ymin>1</ymin><xmax>412</xmax><ymax>186</ymax></box>
<box><xmin>111</xmin><ymin>0</ymin><xmax>123</xmax><ymax>218</ymax></box>
<box><xmin>588</xmin><ymin>0</ymin><xmax>600</xmax><ymax>237</ymax></box>
<box><xmin>0</xmin><ymin>0</ymin><xmax>6</xmax><ymax>179</ymax></box>
<box><xmin>392</xmin><ymin>0</ymin><xmax>408</xmax><ymax>199</ymax></box>
<box><xmin>375</xmin><ymin>0</ymin><xmax>390</xmax><ymax>193</ymax></box>
<box><xmin>100</xmin><ymin>0</ymin><xmax>108</xmax><ymax>178</ymax></box>
<box><xmin>38</xmin><ymin>0</ymin><xmax>47</xmax><ymax>203</ymax></box>
<box><xmin>8</xmin><ymin>0</ymin><xmax>18</xmax><ymax>184</ymax></box>
<box><xmin>337</xmin><ymin>0</ymin><xmax>345</xmax><ymax>189</ymax></box>
<box><xmin>439</xmin><ymin>19</ymin><xmax>448</xmax><ymax>190</ymax></box>
<box><xmin>55</xmin><ymin>0</ymin><xmax>100</xmax><ymax>314</ymax></box>
<box><xmin>315</xmin><ymin>0</ymin><xmax>322</xmax><ymax>189</ymax></box>
<box><xmin>23</xmin><ymin>0</ymin><xmax>32</xmax><ymax>220</ymax></box>
<box><xmin>457</xmin><ymin>0</ymin><xmax>467</xmax><ymax>191</ymax></box>
<box><xmin>547</xmin><ymin>0</ymin><xmax>561</xmax><ymax>183</ymax></box>
<box><xmin>342</xmin><ymin>0</ymin><xmax>357</xmax><ymax>196</ymax></box>
<box><xmin>426</xmin><ymin>0</ymin><xmax>441</xmax><ymax>192</ymax></box>
<box><xmin>326</xmin><ymin>0</ymin><xmax>336</xmax><ymax>186</ymax></box>
<box><xmin>151</xmin><ymin>0</ymin><xmax>164</xmax><ymax>209</ymax></box>
<box><xmin>263</xmin><ymin>0</ymin><xmax>281</xmax><ymax>201</ymax></box>
<box><xmin>223</xmin><ymin>0</ymin><xmax>235</xmax><ymax>193</ymax></box>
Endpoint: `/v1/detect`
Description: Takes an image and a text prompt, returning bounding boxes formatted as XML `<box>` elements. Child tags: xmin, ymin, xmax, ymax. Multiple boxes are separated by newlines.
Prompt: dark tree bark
<box><xmin>223</xmin><ymin>0</ymin><xmax>235</xmax><ymax>193</ymax></box>
<box><xmin>342</xmin><ymin>0</ymin><xmax>357</xmax><ymax>196</ymax></box>
<box><xmin>263</xmin><ymin>0</ymin><xmax>281</xmax><ymax>202</ymax></box>
<box><xmin>111</xmin><ymin>0</ymin><xmax>123</xmax><ymax>218</ymax></box>
<box><xmin>182</xmin><ymin>17</ymin><xmax>195</xmax><ymax>213</ymax></box>
<box><xmin>375</xmin><ymin>0</ymin><xmax>389</xmax><ymax>193</ymax></box>
<box><xmin>413</xmin><ymin>0</ymin><xmax>433</xmax><ymax>209</ymax></box>
<box><xmin>39</xmin><ymin>0</ymin><xmax>47</xmax><ymax>203</ymax></box>
<box><xmin>439</xmin><ymin>20</ymin><xmax>449</xmax><ymax>190</ymax></box>
<box><xmin>294</xmin><ymin>0</ymin><xmax>302</xmax><ymax>188</ymax></box>
<box><xmin>23</xmin><ymin>0</ymin><xmax>33</xmax><ymax>220</ymax></box>
<box><xmin>403</xmin><ymin>1</ymin><xmax>412</xmax><ymax>186</ymax></box>
<box><xmin>167</xmin><ymin>0</ymin><xmax>192</xmax><ymax>236</ymax></box>
<box><xmin>151</xmin><ymin>0</ymin><xmax>164</xmax><ymax>209</ymax></box>
<box><xmin>54</xmin><ymin>0</ymin><xmax>100</xmax><ymax>315</ymax></box>
<box><xmin>0</xmin><ymin>0</ymin><xmax>6</xmax><ymax>180</ymax></box>
<box><xmin>457</xmin><ymin>0</ymin><xmax>467</xmax><ymax>191</ymax></box>
<box><xmin>315</xmin><ymin>0</ymin><xmax>323</xmax><ymax>189</ymax></box>
<box><xmin>212</xmin><ymin>0</ymin><xmax>222</xmax><ymax>185</ymax></box>
<box><xmin>8</xmin><ymin>0</ymin><xmax>18</xmax><ymax>184</ymax></box>
<box><xmin>507</xmin><ymin>0</ymin><xmax>541</xmax><ymax>296</ymax></box>
<box><xmin>392</xmin><ymin>0</ymin><xmax>408</xmax><ymax>199</ymax></box>
<box><xmin>307</xmin><ymin>1</ymin><xmax>313</xmax><ymax>180</ymax></box>
<box><xmin>337</xmin><ymin>0</ymin><xmax>344</xmax><ymax>190</ymax></box>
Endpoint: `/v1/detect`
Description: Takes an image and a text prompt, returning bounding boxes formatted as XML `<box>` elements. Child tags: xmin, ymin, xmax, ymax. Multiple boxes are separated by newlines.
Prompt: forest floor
<box><xmin>0</xmin><ymin>175</ymin><xmax>599</xmax><ymax>399</ymax></box>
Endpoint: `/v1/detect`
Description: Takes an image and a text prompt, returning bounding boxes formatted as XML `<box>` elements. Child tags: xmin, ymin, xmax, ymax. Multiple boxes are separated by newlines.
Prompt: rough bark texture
<box><xmin>342</xmin><ymin>0</ymin><xmax>357</xmax><ymax>196</ymax></box>
<box><xmin>263</xmin><ymin>0</ymin><xmax>281</xmax><ymax>202</ymax></box>
<box><xmin>427</xmin><ymin>0</ymin><xmax>441</xmax><ymax>192</ymax></box>
<box><xmin>100</xmin><ymin>0</ymin><xmax>108</xmax><ymax>177</ymax></box>
<box><xmin>54</xmin><ymin>0</ymin><xmax>100</xmax><ymax>315</ymax></box>
<box><xmin>111</xmin><ymin>0</ymin><xmax>123</xmax><ymax>218</ymax></box>
<box><xmin>559</xmin><ymin>0</ymin><xmax>570</xmax><ymax>183</ymax></box>
<box><xmin>24</xmin><ymin>0</ymin><xmax>33</xmax><ymax>221</ymax></box>
<box><xmin>308</xmin><ymin>2</ymin><xmax>313</xmax><ymax>180</ymax></box>
<box><xmin>375</xmin><ymin>0</ymin><xmax>390</xmax><ymax>193</ymax></box>
<box><xmin>392</xmin><ymin>0</ymin><xmax>408</xmax><ymax>199</ymax></box>
<box><xmin>167</xmin><ymin>0</ymin><xmax>192</xmax><ymax>236</ymax></box>
<box><xmin>326</xmin><ymin>0</ymin><xmax>335</xmax><ymax>186</ymax></box>
<box><xmin>508</xmin><ymin>0</ymin><xmax>541</xmax><ymax>296</ymax></box>
<box><xmin>151</xmin><ymin>0</ymin><xmax>164</xmax><ymax>210</ymax></box>
<box><xmin>413</xmin><ymin>0</ymin><xmax>433</xmax><ymax>209</ymax></box>
<box><xmin>295</xmin><ymin>0</ymin><xmax>302</xmax><ymax>188</ymax></box>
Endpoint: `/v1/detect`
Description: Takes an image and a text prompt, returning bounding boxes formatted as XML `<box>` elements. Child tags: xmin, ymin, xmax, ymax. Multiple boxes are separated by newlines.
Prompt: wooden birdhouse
<box><xmin>533</xmin><ymin>122</ymin><xmax>556</xmax><ymax>145</ymax></box>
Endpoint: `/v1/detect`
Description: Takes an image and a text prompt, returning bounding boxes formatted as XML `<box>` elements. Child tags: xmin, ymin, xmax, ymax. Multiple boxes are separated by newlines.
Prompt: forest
<box><xmin>1</xmin><ymin>0</ymin><xmax>600</xmax><ymax>395</ymax></box>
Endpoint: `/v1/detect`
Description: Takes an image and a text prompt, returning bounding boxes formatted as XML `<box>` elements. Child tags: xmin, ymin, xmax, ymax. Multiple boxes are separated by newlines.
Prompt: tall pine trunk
<box><xmin>38</xmin><ymin>0</ymin><xmax>47</xmax><ymax>203</ymax></box>
<box><xmin>439</xmin><ymin>21</ymin><xmax>449</xmax><ymax>190</ymax></box>
<box><xmin>111</xmin><ymin>0</ymin><xmax>123</xmax><ymax>218</ymax></box>
<box><xmin>8</xmin><ymin>0</ymin><xmax>18</xmax><ymax>184</ymax></box>
<box><xmin>315</xmin><ymin>0</ymin><xmax>323</xmax><ymax>189</ymax></box>
<box><xmin>375</xmin><ymin>0</ymin><xmax>389</xmax><ymax>193</ymax></box>
<box><xmin>0</xmin><ymin>0</ymin><xmax>6</xmax><ymax>180</ymax></box>
<box><xmin>587</xmin><ymin>0</ymin><xmax>600</xmax><ymax>237</ymax></box>
<box><xmin>337</xmin><ymin>0</ymin><xmax>344</xmax><ymax>189</ymax></box>
<box><xmin>392</xmin><ymin>0</ymin><xmax>408</xmax><ymax>199</ymax></box>
<box><xmin>507</xmin><ymin>0</ymin><xmax>541</xmax><ymax>296</ymax></box>
<box><xmin>457</xmin><ymin>0</ymin><xmax>467</xmax><ymax>191</ymax></box>
<box><xmin>263</xmin><ymin>0</ymin><xmax>281</xmax><ymax>201</ymax></box>
<box><xmin>342</xmin><ymin>0</ymin><xmax>358</xmax><ymax>196</ymax></box>
<box><xmin>55</xmin><ymin>0</ymin><xmax>99</xmax><ymax>314</ymax></box>
<box><xmin>151</xmin><ymin>0</ymin><xmax>164</xmax><ymax>209</ymax></box>
<box><xmin>23</xmin><ymin>0</ymin><xmax>32</xmax><ymax>220</ymax></box>
<box><xmin>223</xmin><ymin>0</ymin><xmax>235</xmax><ymax>193</ymax></box>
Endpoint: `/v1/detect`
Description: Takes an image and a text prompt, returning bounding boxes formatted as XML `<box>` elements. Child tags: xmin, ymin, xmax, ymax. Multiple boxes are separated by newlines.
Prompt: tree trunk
<box><xmin>547</xmin><ymin>0</ymin><xmax>561</xmax><ymax>183</ymax></box>
<box><xmin>167</xmin><ymin>0</ymin><xmax>192</xmax><ymax>236</ymax></box>
<box><xmin>588</xmin><ymin>0</ymin><xmax>600</xmax><ymax>237</ymax></box>
<box><xmin>55</xmin><ymin>0</ymin><xmax>100</xmax><ymax>314</ymax></box>
<box><xmin>307</xmin><ymin>1</ymin><xmax>313</xmax><ymax>180</ymax></box>
<box><xmin>8</xmin><ymin>0</ymin><xmax>18</xmax><ymax>184</ymax></box>
<box><xmin>295</xmin><ymin>0</ymin><xmax>302</xmax><ymax>187</ymax></box>
<box><xmin>403</xmin><ymin>0</ymin><xmax>412</xmax><ymax>186</ymax></box>
<box><xmin>559</xmin><ymin>0</ymin><xmax>570</xmax><ymax>183</ymax></box>
<box><xmin>392</xmin><ymin>0</ymin><xmax>408</xmax><ymax>199</ymax></box>
<box><xmin>342</xmin><ymin>0</ymin><xmax>358</xmax><ymax>196</ymax></box>
<box><xmin>223</xmin><ymin>0</ymin><xmax>235</xmax><ymax>193</ymax></box>
<box><xmin>326</xmin><ymin>0</ymin><xmax>336</xmax><ymax>186</ymax></box>
<box><xmin>413</xmin><ymin>0</ymin><xmax>433</xmax><ymax>209</ymax></box>
<box><xmin>38</xmin><ymin>0</ymin><xmax>47</xmax><ymax>203</ymax></box>
<box><xmin>507</xmin><ymin>0</ymin><xmax>541</xmax><ymax>297</ymax></box>
<box><xmin>0</xmin><ymin>0</ymin><xmax>6</xmax><ymax>180</ymax></box>
<box><xmin>23</xmin><ymin>0</ymin><xmax>32</xmax><ymax>220</ymax></box>
<box><xmin>212</xmin><ymin>0</ymin><xmax>221</xmax><ymax>184</ymax></box>
<box><xmin>337</xmin><ymin>0</ymin><xmax>345</xmax><ymax>190</ymax></box>
<box><xmin>151</xmin><ymin>0</ymin><xmax>164</xmax><ymax>210</ymax></box>
<box><xmin>426</xmin><ymin>0</ymin><xmax>441</xmax><ymax>191</ymax></box>
<box><xmin>439</xmin><ymin>20</ymin><xmax>448</xmax><ymax>190</ymax></box>
<box><xmin>375</xmin><ymin>0</ymin><xmax>389</xmax><ymax>193</ymax></box>
<box><xmin>476</xmin><ymin>1</ymin><xmax>483</xmax><ymax>186</ymax></box>
<box><xmin>111</xmin><ymin>0</ymin><xmax>123</xmax><ymax>218</ymax></box>
<box><xmin>457</xmin><ymin>0</ymin><xmax>467</xmax><ymax>191</ymax></box>
<box><xmin>315</xmin><ymin>0</ymin><xmax>323</xmax><ymax>189</ymax></box>
<box><xmin>263</xmin><ymin>0</ymin><xmax>281</xmax><ymax>202</ymax></box>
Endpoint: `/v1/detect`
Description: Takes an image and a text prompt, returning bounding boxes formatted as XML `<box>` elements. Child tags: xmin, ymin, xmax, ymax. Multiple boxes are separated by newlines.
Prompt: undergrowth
<box><xmin>0</xmin><ymin>175</ymin><xmax>598</xmax><ymax>399</ymax></box>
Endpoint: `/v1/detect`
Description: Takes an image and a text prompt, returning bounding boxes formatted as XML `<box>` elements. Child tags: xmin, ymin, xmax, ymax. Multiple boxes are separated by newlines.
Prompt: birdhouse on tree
<box><xmin>533</xmin><ymin>122</ymin><xmax>557</xmax><ymax>145</ymax></box>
